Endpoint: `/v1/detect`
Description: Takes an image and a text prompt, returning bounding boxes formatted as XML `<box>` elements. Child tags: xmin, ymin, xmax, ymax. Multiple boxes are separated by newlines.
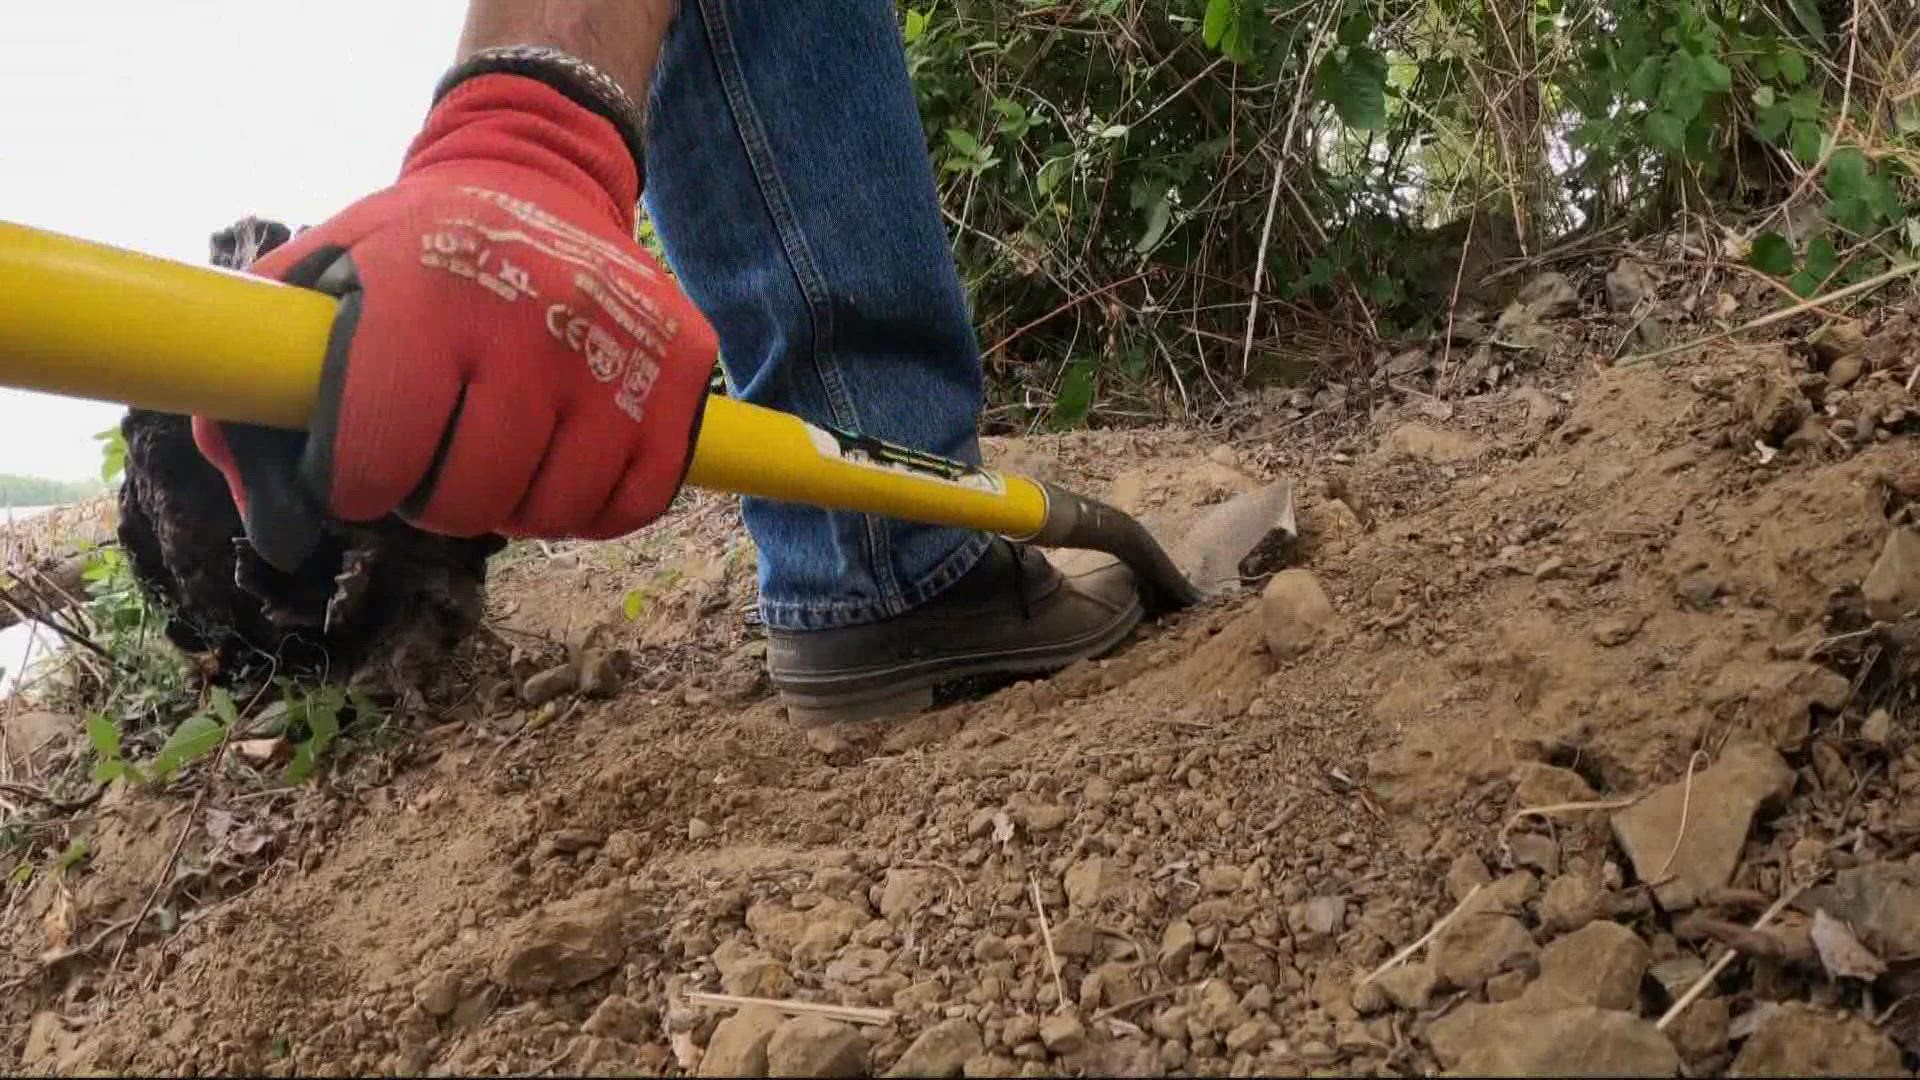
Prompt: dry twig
<box><xmin>684</xmin><ymin>992</ymin><xmax>895</xmax><ymax>1027</ymax></box>
<box><xmin>1029</xmin><ymin>873</ymin><xmax>1070</xmax><ymax>1013</ymax></box>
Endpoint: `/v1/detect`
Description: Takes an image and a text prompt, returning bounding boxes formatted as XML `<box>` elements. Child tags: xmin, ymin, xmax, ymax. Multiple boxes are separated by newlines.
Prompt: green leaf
<box><xmin>1899</xmin><ymin>106</ymin><xmax>1920</xmax><ymax>136</ymax></box>
<box><xmin>1777</xmin><ymin>49</ymin><xmax>1809</xmax><ymax>85</ymax></box>
<box><xmin>1694</xmin><ymin>54</ymin><xmax>1732</xmax><ymax>92</ymax></box>
<box><xmin>7</xmin><ymin>863</ymin><xmax>30</xmax><ymax>887</ymax></box>
<box><xmin>1049</xmin><ymin>361</ymin><xmax>1095</xmax><ymax>430</ymax></box>
<box><xmin>1337</xmin><ymin>12</ymin><xmax>1371</xmax><ymax>46</ymax></box>
<box><xmin>85</xmin><ymin>713</ymin><xmax>121</xmax><ymax>761</ymax></box>
<box><xmin>1037</xmin><ymin>155</ymin><xmax>1073</xmax><ymax>196</ymax></box>
<box><xmin>1203</xmin><ymin>0</ymin><xmax>1231</xmax><ymax>48</ymax></box>
<box><xmin>1785</xmin><ymin>0</ymin><xmax>1824</xmax><ymax>41</ymax></box>
<box><xmin>1787</xmin><ymin>87</ymin><xmax>1823</xmax><ymax>121</ymax></box>
<box><xmin>209</xmin><ymin>687</ymin><xmax>238</xmax><ymax>726</ymax></box>
<box><xmin>1749</xmin><ymin>232</ymin><xmax>1795</xmax><ymax>275</ymax></box>
<box><xmin>903</xmin><ymin>7</ymin><xmax>930</xmax><ymax>44</ymax></box>
<box><xmin>1097</xmin><ymin>123</ymin><xmax>1130</xmax><ymax>140</ymax></box>
<box><xmin>622</xmin><ymin>589</ymin><xmax>645</xmax><ymax>621</ymax></box>
<box><xmin>944</xmin><ymin>129</ymin><xmax>984</xmax><ymax>157</ymax></box>
<box><xmin>1626</xmin><ymin>56</ymin><xmax>1661</xmax><ymax>101</ymax></box>
<box><xmin>1135</xmin><ymin>197</ymin><xmax>1172</xmax><ymax>254</ymax></box>
<box><xmin>56</xmin><ymin>838</ymin><xmax>90</xmax><ymax>874</ymax></box>
<box><xmin>1316</xmin><ymin>47</ymin><xmax>1389</xmax><ymax>130</ymax></box>
<box><xmin>1645</xmin><ymin>110</ymin><xmax>1687</xmax><ymax>153</ymax></box>
<box><xmin>1790</xmin><ymin>120</ymin><xmax>1824</xmax><ymax>164</ymax></box>
<box><xmin>1751</xmin><ymin>86</ymin><xmax>1776</xmax><ymax>109</ymax></box>
<box><xmin>1824</xmin><ymin>149</ymin><xmax>1871</xmax><ymax>199</ymax></box>
<box><xmin>149</xmin><ymin>712</ymin><xmax>226</xmax><ymax>781</ymax></box>
<box><xmin>1754</xmin><ymin>103</ymin><xmax>1790</xmax><ymax>144</ymax></box>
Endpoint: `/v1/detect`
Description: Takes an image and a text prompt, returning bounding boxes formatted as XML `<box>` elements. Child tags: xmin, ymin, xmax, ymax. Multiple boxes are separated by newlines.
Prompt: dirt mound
<box><xmin>7</xmin><ymin>278</ymin><xmax>1920</xmax><ymax>1075</ymax></box>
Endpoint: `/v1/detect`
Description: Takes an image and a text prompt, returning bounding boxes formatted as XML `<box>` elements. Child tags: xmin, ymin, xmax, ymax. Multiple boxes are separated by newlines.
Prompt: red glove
<box><xmin>194</xmin><ymin>73</ymin><xmax>715</xmax><ymax>572</ymax></box>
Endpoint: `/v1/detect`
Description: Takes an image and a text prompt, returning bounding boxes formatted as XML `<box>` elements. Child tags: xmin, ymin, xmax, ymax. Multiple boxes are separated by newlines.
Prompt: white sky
<box><xmin>0</xmin><ymin>1</ymin><xmax>469</xmax><ymax>482</ymax></box>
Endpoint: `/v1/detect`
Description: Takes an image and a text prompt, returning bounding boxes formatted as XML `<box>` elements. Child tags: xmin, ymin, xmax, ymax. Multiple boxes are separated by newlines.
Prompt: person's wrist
<box><xmin>433</xmin><ymin>44</ymin><xmax>648</xmax><ymax>189</ymax></box>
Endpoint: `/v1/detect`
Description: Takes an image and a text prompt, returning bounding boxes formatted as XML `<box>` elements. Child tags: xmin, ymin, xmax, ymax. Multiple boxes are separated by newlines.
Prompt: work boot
<box><xmin>768</xmin><ymin>541</ymin><xmax>1144</xmax><ymax>722</ymax></box>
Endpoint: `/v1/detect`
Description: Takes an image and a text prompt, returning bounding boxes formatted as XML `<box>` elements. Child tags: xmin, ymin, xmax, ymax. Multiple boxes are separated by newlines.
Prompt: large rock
<box><xmin>1605</xmin><ymin>260</ymin><xmax>1656</xmax><ymax>312</ymax></box>
<box><xmin>1729</xmin><ymin>1002</ymin><xmax>1902</xmax><ymax>1077</ymax></box>
<box><xmin>1706</xmin><ymin>662</ymin><xmax>1850</xmax><ymax>752</ymax></box>
<box><xmin>1863</xmin><ymin>528</ymin><xmax>1920</xmax><ymax>621</ymax></box>
<box><xmin>700</xmin><ymin>1006</ymin><xmax>785</xmax><ymax>1078</ymax></box>
<box><xmin>1260</xmin><ymin>570</ymin><xmax>1338</xmax><ymax>659</ymax></box>
<box><xmin>767</xmin><ymin>1016</ymin><xmax>868</xmax><ymax>1078</ymax></box>
<box><xmin>490</xmin><ymin>886</ymin><xmax>630</xmax><ymax>993</ymax></box>
<box><xmin>1611</xmin><ymin>742</ymin><xmax>1794</xmax><ymax>909</ymax></box>
<box><xmin>887</xmin><ymin>1019</ymin><xmax>983</xmax><ymax>1077</ymax></box>
<box><xmin>1802</xmin><ymin>862</ymin><xmax>1920</xmax><ymax>958</ymax></box>
<box><xmin>1431</xmin><ymin>910</ymin><xmax>1537</xmax><ymax>990</ymax></box>
<box><xmin>1428</xmin><ymin>1003</ymin><xmax>1678</xmax><ymax>1075</ymax></box>
<box><xmin>1524</xmin><ymin>921</ymin><xmax>1649</xmax><ymax>1011</ymax></box>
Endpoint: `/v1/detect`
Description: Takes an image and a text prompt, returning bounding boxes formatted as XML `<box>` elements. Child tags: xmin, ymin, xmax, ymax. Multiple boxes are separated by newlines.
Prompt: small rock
<box><xmin>1050</xmin><ymin>918</ymin><xmax>1097</xmax><ymax>958</ymax></box>
<box><xmin>0</xmin><ymin>711</ymin><xmax>77</xmax><ymax>773</ymax></box>
<box><xmin>521</xmin><ymin>663</ymin><xmax>577</xmax><ymax>705</ymax></box>
<box><xmin>1301</xmin><ymin>895</ymin><xmax>1347</xmax><ymax>936</ymax></box>
<box><xmin>1827</xmin><ymin>355</ymin><xmax>1864</xmax><ymax>390</ymax></box>
<box><xmin>1429</xmin><ymin>1004</ymin><xmax>1678</xmax><ymax>1075</ymax></box>
<box><xmin>963</xmin><ymin>1053</ymin><xmax>1016</xmax><ymax>1078</ymax></box>
<box><xmin>1220</xmin><ymin>941</ymin><xmax>1279</xmax><ymax>985</ymax></box>
<box><xmin>584</xmin><ymin>995</ymin><xmax>651</xmax><ymax>1041</ymax></box>
<box><xmin>720</xmin><ymin>956</ymin><xmax>794</xmax><ymax>998</ymax></box>
<box><xmin>1199</xmin><ymin>864</ymin><xmax>1243</xmax><ymax>894</ymax></box>
<box><xmin>806</xmin><ymin>728</ymin><xmax>852</xmax><ymax>757</ymax></box>
<box><xmin>973</xmin><ymin>935</ymin><xmax>1011</xmax><ymax>963</ymax></box>
<box><xmin>1447</xmin><ymin>853</ymin><xmax>1493</xmax><ymax>901</ymax></box>
<box><xmin>1740</xmin><ymin>351</ymin><xmax>1812</xmax><ymax>444</ymax></box>
<box><xmin>1677</xmin><ymin>574</ymin><xmax>1723</xmax><ymax>610</ymax></box>
<box><xmin>1260</xmin><ymin>570</ymin><xmax>1339</xmax><ymax>659</ymax></box>
<box><xmin>1802</xmin><ymin>863</ymin><xmax>1920</xmax><ymax>958</ymax></box>
<box><xmin>1525</xmin><ymin>920</ymin><xmax>1649</xmax><ymax>1011</ymax></box>
<box><xmin>1649</xmin><ymin>956</ymin><xmax>1707</xmax><ymax>998</ymax></box>
<box><xmin>1863</xmin><ymin>528</ymin><xmax>1920</xmax><ymax>621</ymax></box>
<box><xmin>700</xmin><ymin>1006</ymin><xmax>785</xmax><ymax>1077</ymax></box>
<box><xmin>577</xmin><ymin>648</ymin><xmax>621</xmax><ymax>698</ymax></box>
<box><xmin>767</xmin><ymin>1016</ymin><xmax>868</xmax><ymax>1078</ymax></box>
<box><xmin>1350</xmin><ymin>979</ymin><xmax>1389</xmax><ymax>1015</ymax></box>
<box><xmin>1538</xmin><ymin>874</ymin><xmax>1604</xmax><ymax>933</ymax></box>
<box><xmin>688</xmin><ymin>817</ymin><xmax>714</xmax><ymax>841</ymax></box>
<box><xmin>1208</xmin><ymin>445</ymin><xmax>1243</xmax><ymax>469</ymax></box>
<box><xmin>1667</xmin><ymin>996</ymin><xmax>1730</xmax><ymax>1063</ymax></box>
<box><xmin>491</xmin><ymin>886</ymin><xmax>630</xmax><ymax>992</ymax></box>
<box><xmin>1610</xmin><ymin>741</ymin><xmax>1795</xmax><ymax>909</ymax></box>
<box><xmin>1729</xmin><ymin>1001</ymin><xmax>1902</xmax><ymax>1077</ymax></box>
<box><xmin>1605</xmin><ymin>259</ymin><xmax>1656</xmax><ymax>312</ymax></box>
<box><xmin>1158</xmin><ymin>920</ymin><xmax>1196</xmax><ymax>971</ymax></box>
<box><xmin>1022</xmin><ymin>804</ymin><xmax>1072</xmax><ymax>833</ymax></box>
<box><xmin>1063</xmin><ymin>857</ymin><xmax>1134</xmax><ymax>912</ymax></box>
<box><xmin>889</xmin><ymin>1020</ymin><xmax>985</xmax><ymax>1078</ymax></box>
<box><xmin>1038</xmin><ymin>1015</ymin><xmax>1086</xmax><ymax>1056</ymax></box>
<box><xmin>1512</xmin><ymin>272</ymin><xmax>1581</xmax><ymax>320</ymax></box>
<box><xmin>1507</xmin><ymin>833</ymin><xmax>1559</xmax><ymax>875</ymax></box>
<box><xmin>413</xmin><ymin>970</ymin><xmax>462</xmax><ymax>1017</ymax></box>
<box><xmin>1592</xmin><ymin>618</ymin><xmax>1638</xmax><ymax>647</ymax></box>
<box><xmin>1431</xmin><ymin>910</ymin><xmax>1537</xmax><ymax>990</ymax></box>
<box><xmin>1193</xmin><ymin>979</ymin><xmax>1248</xmax><ymax>1035</ymax></box>
<box><xmin>1374</xmin><ymin>963</ymin><xmax>1437</xmax><ymax>1011</ymax></box>
<box><xmin>1810</xmin><ymin>319</ymin><xmax>1868</xmax><ymax>363</ymax></box>
<box><xmin>1383</xmin><ymin>422</ymin><xmax>1488</xmax><ymax>464</ymax></box>
<box><xmin>1862</xmin><ymin>708</ymin><xmax>1892</xmax><ymax>744</ymax></box>
<box><xmin>880</xmin><ymin>869</ymin><xmax>943</xmax><ymax>920</ymax></box>
<box><xmin>1223</xmin><ymin>1018</ymin><xmax>1276</xmax><ymax>1056</ymax></box>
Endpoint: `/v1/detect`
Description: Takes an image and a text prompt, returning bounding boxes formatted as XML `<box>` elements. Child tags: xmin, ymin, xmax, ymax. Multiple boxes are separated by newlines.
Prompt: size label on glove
<box><xmin>419</xmin><ymin>186</ymin><xmax>683</xmax><ymax>424</ymax></box>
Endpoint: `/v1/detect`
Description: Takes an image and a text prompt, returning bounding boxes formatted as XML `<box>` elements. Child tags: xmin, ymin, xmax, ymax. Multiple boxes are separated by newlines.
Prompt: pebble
<box><xmin>888</xmin><ymin>1020</ymin><xmax>984</xmax><ymax>1078</ymax></box>
<box><xmin>1863</xmin><ymin>528</ymin><xmax>1920</xmax><ymax>621</ymax></box>
<box><xmin>767</xmin><ymin>1016</ymin><xmax>868</xmax><ymax>1078</ymax></box>
<box><xmin>521</xmin><ymin>663</ymin><xmax>577</xmax><ymax>705</ymax></box>
<box><xmin>1373</xmin><ymin>962</ymin><xmax>1436</xmax><ymax>1011</ymax></box>
<box><xmin>688</xmin><ymin>818</ymin><xmax>714</xmax><ymax>841</ymax></box>
<box><xmin>1300</xmin><ymin>895</ymin><xmax>1347</xmax><ymax>936</ymax></box>
<box><xmin>1223</xmin><ymin>1018</ymin><xmax>1276</xmax><ymax>1056</ymax></box>
<box><xmin>1537</xmin><ymin>874</ymin><xmax>1603</xmax><ymax>933</ymax></box>
<box><xmin>1158</xmin><ymin>920</ymin><xmax>1196</xmax><ymax>971</ymax></box>
<box><xmin>1037</xmin><ymin>1015</ymin><xmax>1086</xmax><ymax>1056</ymax></box>
<box><xmin>1259</xmin><ymin>570</ymin><xmax>1338</xmax><ymax>659</ymax></box>
<box><xmin>1446</xmin><ymin>853</ymin><xmax>1492</xmax><ymax>901</ymax></box>
<box><xmin>1431</xmin><ymin>908</ymin><xmax>1536</xmax><ymax>990</ymax></box>
<box><xmin>412</xmin><ymin>970</ymin><xmax>461</xmax><ymax>1017</ymax></box>
<box><xmin>1666</xmin><ymin>997</ymin><xmax>1730</xmax><ymax>1063</ymax></box>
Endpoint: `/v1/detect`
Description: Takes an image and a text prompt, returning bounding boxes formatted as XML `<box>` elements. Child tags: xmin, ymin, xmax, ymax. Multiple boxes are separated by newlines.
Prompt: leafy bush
<box><xmin>899</xmin><ymin>0</ymin><xmax>1919</xmax><ymax>425</ymax></box>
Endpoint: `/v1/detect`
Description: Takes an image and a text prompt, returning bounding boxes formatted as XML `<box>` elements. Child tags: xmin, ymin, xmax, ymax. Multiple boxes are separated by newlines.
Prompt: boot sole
<box><xmin>774</xmin><ymin>596</ymin><xmax>1146</xmax><ymax>724</ymax></box>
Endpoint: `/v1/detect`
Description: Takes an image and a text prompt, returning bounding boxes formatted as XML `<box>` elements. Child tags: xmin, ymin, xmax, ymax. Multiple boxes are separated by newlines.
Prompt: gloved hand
<box><xmin>194</xmin><ymin>73</ymin><xmax>715</xmax><ymax>572</ymax></box>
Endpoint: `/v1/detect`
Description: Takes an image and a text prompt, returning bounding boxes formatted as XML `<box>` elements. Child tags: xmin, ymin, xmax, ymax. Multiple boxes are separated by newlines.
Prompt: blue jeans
<box><xmin>642</xmin><ymin>0</ymin><xmax>991</xmax><ymax>631</ymax></box>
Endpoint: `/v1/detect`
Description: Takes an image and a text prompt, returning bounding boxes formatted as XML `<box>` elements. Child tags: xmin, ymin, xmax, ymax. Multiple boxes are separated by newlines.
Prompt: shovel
<box><xmin>0</xmin><ymin>220</ymin><xmax>1293</xmax><ymax>610</ymax></box>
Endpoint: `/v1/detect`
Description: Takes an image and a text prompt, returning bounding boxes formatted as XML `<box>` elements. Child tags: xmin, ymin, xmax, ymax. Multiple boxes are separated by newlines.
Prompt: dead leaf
<box><xmin>42</xmin><ymin>887</ymin><xmax>73</xmax><ymax>950</ymax></box>
<box><xmin>236</xmin><ymin>738</ymin><xmax>287</xmax><ymax>764</ymax></box>
<box><xmin>1812</xmin><ymin>908</ymin><xmax>1886</xmax><ymax>981</ymax></box>
<box><xmin>992</xmin><ymin>811</ymin><xmax>1016</xmax><ymax>847</ymax></box>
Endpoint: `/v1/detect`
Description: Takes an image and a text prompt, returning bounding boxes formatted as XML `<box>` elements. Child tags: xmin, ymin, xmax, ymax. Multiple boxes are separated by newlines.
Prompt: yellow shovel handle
<box><xmin>0</xmin><ymin>220</ymin><xmax>1049</xmax><ymax>538</ymax></box>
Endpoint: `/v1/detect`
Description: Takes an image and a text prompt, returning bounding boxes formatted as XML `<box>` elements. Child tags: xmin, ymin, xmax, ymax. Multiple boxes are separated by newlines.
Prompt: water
<box><xmin>0</xmin><ymin>619</ymin><xmax>62</xmax><ymax>700</ymax></box>
<box><xmin>2</xmin><ymin>504</ymin><xmax>61</xmax><ymax>524</ymax></box>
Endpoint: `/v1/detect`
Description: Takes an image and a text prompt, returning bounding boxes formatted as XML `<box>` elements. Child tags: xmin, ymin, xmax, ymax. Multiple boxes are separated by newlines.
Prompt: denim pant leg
<box><xmin>642</xmin><ymin>0</ymin><xmax>991</xmax><ymax>632</ymax></box>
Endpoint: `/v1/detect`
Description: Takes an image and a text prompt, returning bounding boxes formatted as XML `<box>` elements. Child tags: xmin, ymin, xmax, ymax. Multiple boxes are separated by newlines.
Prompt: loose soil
<box><xmin>5</xmin><ymin>262</ymin><xmax>1920</xmax><ymax>1076</ymax></box>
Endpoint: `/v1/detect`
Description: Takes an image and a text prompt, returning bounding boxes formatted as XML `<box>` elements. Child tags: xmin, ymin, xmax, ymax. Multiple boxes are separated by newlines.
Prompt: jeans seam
<box><xmin>759</xmin><ymin>529</ymin><xmax>993</xmax><ymax>630</ymax></box>
<box><xmin>696</xmin><ymin>0</ymin><xmax>905</xmax><ymax>611</ymax></box>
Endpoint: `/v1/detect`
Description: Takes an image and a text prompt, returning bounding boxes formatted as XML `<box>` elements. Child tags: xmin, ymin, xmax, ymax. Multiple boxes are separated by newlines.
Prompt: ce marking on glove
<box><xmin>420</xmin><ymin>229</ymin><xmax>539</xmax><ymax>303</ymax></box>
<box><xmin>545</xmin><ymin>303</ymin><xmax>662</xmax><ymax>423</ymax></box>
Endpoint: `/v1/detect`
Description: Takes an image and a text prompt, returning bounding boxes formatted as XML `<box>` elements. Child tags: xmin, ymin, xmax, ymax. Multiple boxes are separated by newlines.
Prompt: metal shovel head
<box><xmin>1045</xmin><ymin>477</ymin><xmax>1298</xmax><ymax>601</ymax></box>
<box><xmin>1169</xmin><ymin>478</ymin><xmax>1299</xmax><ymax>597</ymax></box>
